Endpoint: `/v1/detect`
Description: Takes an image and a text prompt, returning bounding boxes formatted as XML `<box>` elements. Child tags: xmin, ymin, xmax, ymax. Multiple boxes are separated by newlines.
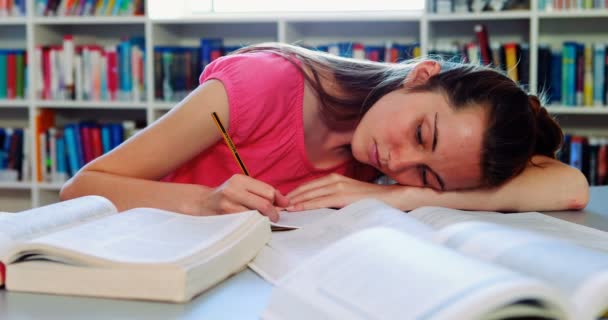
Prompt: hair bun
<box><xmin>528</xmin><ymin>94</ymin><xmax>563</xmax><ymax>157</ymax></box>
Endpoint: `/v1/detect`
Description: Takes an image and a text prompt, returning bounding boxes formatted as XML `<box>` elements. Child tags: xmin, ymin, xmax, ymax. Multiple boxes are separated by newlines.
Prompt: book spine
<box><xmin>0</xmin><ymin>51</ymin><xmax>7</xmax><ymax>99</ymax></box>
<box><xmin>474</xmin><ymin>24</ymin><xmax>492</xmax><ymax>66</ymax></box>
<box><xmin>593</xmin><ymin>43</ymin><xmax>605</xmax><ymax>106</ymax></box>
<box><xmin>6</xmin><ymin>51</ymin><xmax>15</xmax><ymax>99</ymax></box>
<box><xmin>584</xmin><ymin>44</ymin><xmax>593</xmax><ymax>106</ymax></box>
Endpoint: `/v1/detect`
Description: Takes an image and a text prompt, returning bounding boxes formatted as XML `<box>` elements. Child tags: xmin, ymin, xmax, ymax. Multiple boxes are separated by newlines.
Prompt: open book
<box><xmin>0</xmin><ymin>195</ymin><xmax>270</xmax><ymax>303</ymax></box>
<box><xmin>253</xmin><ymin>199</ymin><xmax>608</xmax><ymax>320</ymax></box>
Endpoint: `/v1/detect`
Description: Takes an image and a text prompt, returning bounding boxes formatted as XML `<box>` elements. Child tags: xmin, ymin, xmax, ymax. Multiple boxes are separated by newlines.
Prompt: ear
<box><xmin>403</xmin><ymin>60</ymin><xmax>441</xmax><ymax>87</ymax></box>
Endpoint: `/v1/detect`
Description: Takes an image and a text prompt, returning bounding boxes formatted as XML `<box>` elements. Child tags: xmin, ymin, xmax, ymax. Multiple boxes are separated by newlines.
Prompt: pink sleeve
<box><xmin>198</xmin><ymin>52</ymin><xmax>303</xmax><ymax>143</ymax></box>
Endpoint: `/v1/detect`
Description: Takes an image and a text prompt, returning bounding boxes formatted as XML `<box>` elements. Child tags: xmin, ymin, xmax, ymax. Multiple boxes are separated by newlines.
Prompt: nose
<box><xmin>387</xmin><ymin>148</ymin><xmax>425</xmax><ymax>172</ymax></box>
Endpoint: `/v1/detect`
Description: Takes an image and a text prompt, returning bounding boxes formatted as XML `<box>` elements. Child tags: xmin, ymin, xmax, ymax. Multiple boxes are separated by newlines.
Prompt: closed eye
<box><xmin>416</xmin><ymin>123</ymin><xmax>423</xmax><ymax>145</ymax></box>
<box><xmin>418</xmin><ymin>165</ymin><xmax>428</xmax><ymax>186</ymax></box>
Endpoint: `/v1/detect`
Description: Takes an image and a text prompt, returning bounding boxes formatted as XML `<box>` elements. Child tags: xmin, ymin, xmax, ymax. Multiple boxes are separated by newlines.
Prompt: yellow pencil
<box><xmin>211</xmin><ymin>112</ymin><xmax>250</xmax><ymax>176</ymax></box>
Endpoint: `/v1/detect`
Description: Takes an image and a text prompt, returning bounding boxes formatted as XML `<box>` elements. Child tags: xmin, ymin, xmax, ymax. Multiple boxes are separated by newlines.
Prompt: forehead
<box><xmin>433</xmin><ymin>106</ymin><xmax>487</xmax><ymax>190</ymax></box>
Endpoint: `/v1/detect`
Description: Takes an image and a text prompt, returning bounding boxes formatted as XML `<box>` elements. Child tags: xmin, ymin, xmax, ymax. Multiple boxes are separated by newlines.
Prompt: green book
<box><xmin>0</xmin><ymin>51</ymin><xmax>7</xmax><ymax>99</ymax></box>
<box><xmin>15</xmin><ymin>51</ymin><xmax>24</xmax><ymax>99</ymax></box>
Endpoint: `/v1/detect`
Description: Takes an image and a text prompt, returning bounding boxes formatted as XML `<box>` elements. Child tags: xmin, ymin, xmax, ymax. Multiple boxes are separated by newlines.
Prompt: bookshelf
<box><xmin>1</xmin><ymin>0</ymin><xmax>607</xmax><ymax>210</ymax></box>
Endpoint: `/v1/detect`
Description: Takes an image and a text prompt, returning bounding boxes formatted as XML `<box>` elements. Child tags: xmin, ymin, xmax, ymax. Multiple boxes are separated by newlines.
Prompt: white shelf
<box><xmin>547</xmin><ymin>107</ymin><xmax>608</xmax><ymax>114</ymax></box>
<box><xmin>427</xmin><ymin>11</ymin><xmax>531</xmax><ymax>21</ymax></box>
<box><xmin>0</xmin><ymin>99</ymin><xmax>29</xmax><ymax>107</ymax></box>
<box><xmin>33</xmin><ymin>16</ymin><xmax>146</xmax><ymax>25</ymax></box>
<box><xmin>0</xmin><ymin>17</ymin><xmax>27</xmax><ymax>25</ymax></box>
<box><xmin>37</xmin><ymin>183</ymin><xmax>64</xmax><ymax>191</ymax></box>
<box><xmin>0</xmin><ymin>181</ymin><xmax>31</xmax><ymax>190</ymax></box>
<box><xmin>33</xmin><ymin>100</ymin><xmax>148</xmax><ymax>109</ymax></box>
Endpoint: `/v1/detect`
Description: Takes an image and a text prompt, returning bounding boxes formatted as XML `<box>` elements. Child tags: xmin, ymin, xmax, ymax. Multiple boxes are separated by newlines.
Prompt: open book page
<box><xmin>250</xmin><ymin>199</ymin><xmax>434</xmax><ymax>284</ymax></box>
<box><xmin>435</xmin><ymin>221</ymin><xmax>608</xmax><ymax>320</ymax></box>
<box><xmin>7</xmin><ymin>208</ymin><xmax>260</xmax><ymax>265</ymax></box>
<box><xmin>270</xmin><ymin>208</ymin><xmax>337</xmax><ymax>230</ymax></box>
<box><xmin>409</xmin><ymin>206</ymin><xmax>608</xmax><ymax>252</ymax></box>
<box><xmin>262</xmin><ymin>228</ymin><xmax>571</xmax><ymax>320</ymax></box>
<box><xmin>0</xmin><ymin>196</ymin><xmax>117</xmax><ymax>258</ymax></box>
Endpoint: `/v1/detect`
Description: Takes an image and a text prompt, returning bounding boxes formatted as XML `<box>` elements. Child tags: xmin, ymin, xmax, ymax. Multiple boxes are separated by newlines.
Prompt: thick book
<box><xmin>0</xmin><ymin>195</ymin><xmax>271</xmax><ymax>303</ymax></box>
<box><xmin>253</xmin><ymin>199</ymin><xmax>608</xmax><ymax>320</ymax></box>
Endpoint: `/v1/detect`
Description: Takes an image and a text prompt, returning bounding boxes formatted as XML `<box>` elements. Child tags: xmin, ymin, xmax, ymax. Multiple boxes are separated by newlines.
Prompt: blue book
<box><xmin>0</xmin><ymin>128</ymin><xmax>6</xmax><ymax>169</ymax></box>
<box><xmin>1</xmin><ymin>128</ymin><xmax>12</xmax><ymax>169</ymax></box>
<box><xmin>101</xmin><ymin>124</ymin><xmax>112</xmax><ymax>153</ymax></box>
<box><xmin>118</xmin><ymin>40</ymin><xmax>132</xmax><ymax>99</ymax></box>
<box><xmin>0</xmin><ymin>51</ymin><xmax>7</xmax><ymax>99</ymax></box>
<box><xmin>71</xmin><ymin>123</ymin><xmax>85</xmax><ymax>169</ymax></box>
<box><xmin>56</xmin><ymin>135</ymin><xmax>67</xmax><ymax>178</ymax></box>
<box><xmin>550</xmin><ymin>52</ymin><xmax>562</xmax><ymax>104</ymax></box>
<box><xmin>110</xmin><ymin>123</ymin><xmax>124</xmax><ymax>149</ymax></box>
<box><xmin>200</xmin><ymin>38</ymin><xmax>223</xmax><ymax>71</ymax></box>
<box><xmin>562</xmin><ymin>42</ymin><xmax>577</xmax><ymax>106</ymax></box>
<box><xmin>63</xmin><ymin>126</ymin><xmax>79</xmax><ymax>176</ymax></box>
<box><xmin>593</xmin><ymin>43</ymin><xmax>606</xmax><ymax>106</ymax></box>
<box><xmin>569</xmin><ymin>137</ymin><xmax>583</xmax><ymax>171</ymax></box>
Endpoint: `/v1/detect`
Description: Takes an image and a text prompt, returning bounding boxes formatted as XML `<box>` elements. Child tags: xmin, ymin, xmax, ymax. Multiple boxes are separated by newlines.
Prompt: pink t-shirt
<box><xmin>163</xmin><ymin>51</ymin><xmax>377</xmax><ymax>195</ymax></box>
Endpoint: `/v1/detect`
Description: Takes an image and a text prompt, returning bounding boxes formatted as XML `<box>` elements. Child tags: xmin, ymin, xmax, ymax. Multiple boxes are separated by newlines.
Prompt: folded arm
<box><xmin>287</xmin><ymin>155</ymin><xmax>589</xmax><ymax>212</ymax></box>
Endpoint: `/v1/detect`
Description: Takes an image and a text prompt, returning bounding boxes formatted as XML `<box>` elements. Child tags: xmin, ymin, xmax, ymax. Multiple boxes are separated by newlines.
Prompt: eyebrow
<box><xmin>430</xmin><ymin>112</ymin><xmax>445</xmax><ymax>191</ymax></box>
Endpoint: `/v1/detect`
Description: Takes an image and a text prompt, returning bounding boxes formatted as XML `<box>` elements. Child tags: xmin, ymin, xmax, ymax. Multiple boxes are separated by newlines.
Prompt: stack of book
<box><xmin>36</xmin><ymin>35</ymin><xmax>145</xmax><ymax>102</ymax></box>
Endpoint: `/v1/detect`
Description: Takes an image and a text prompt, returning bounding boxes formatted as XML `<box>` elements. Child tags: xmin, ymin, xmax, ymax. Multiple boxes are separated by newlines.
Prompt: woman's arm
<box><xmin>60</xmin><ymin>81</ymin><xmax>286</xmax><ymax>220</ymax></box>
<box><xmin>392</xmin><ymin>155</ymin><xmax>589</xmax><ymax>212</ymax></box>
<box><xmin>287</xmin><ymin>155</ymin><xmax>589</xmax><ymax>212</ymax></box>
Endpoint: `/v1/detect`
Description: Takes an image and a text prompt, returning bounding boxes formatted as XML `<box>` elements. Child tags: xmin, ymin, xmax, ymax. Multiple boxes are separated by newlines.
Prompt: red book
<box><xmin>42</xmin><ymin>48</ymin><xmax>52</xmax><ymax>100</ymax></box>
<box><xmin>6</xmin><ymin>52</ymin><xmax>16</xmax><ymax>99</ymax></box>
<box><xmin>1</xmin><ymin>262</ymin><xmax>5</xmax><ymax>285</ymax></box>
<box><xmin>90</xmin><ymin>126</ymin><xmax>103</xmax><ymax>159</ymax></box>
<box><xmin>107</xmin><ymin>49</ymin><xmax>118</xmax><ymax>101</ymax></box>
<box><xmin>80</xmin><ymin>125</ymin><xmax>93</xmax><ymax>164</ymax></box>
<box><xmin>474</xmin><ymin>24</ymin><xmax>492</xmax><ymax>66</ymax></box>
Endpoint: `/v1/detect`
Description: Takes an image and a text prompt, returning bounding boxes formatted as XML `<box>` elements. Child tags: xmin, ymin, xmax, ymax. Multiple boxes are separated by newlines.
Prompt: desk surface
<box><xmin>2</xmin><ymin>186</ymin><xmax>608</xmax><ymax>320</ymax></box>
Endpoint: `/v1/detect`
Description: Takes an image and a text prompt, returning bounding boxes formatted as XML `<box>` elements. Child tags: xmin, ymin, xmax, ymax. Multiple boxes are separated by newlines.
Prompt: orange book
<box><xmin>35</xmin><ymin>109</ymin><xmax>55</xmax><ymax>182</ymax></box>
<box><xmin>503</xmin><ymin>43</ymin><xmax>519</xmax><ymax>83</ymax></box>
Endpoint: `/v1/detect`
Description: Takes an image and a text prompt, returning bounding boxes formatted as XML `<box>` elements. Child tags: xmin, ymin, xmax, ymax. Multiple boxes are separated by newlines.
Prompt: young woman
<box><xmin>60</xmin><ymin>43</ymin><xmax>589</xmax><ymax>222</ymax></box>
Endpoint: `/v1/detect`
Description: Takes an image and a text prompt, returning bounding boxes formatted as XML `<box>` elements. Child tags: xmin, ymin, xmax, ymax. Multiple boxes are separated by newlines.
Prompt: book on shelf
<box><xmin>37</xmin><ymin>0</ymin><xmax>144</xmax><ymax>17</ymax></box>
<box><xmin>0</xmin><ymin>0</ymin><xmax>26</xmax><ymax>16</ymax></box>
<box><xmin>35</xmin><ymin>113</ymin><xmax>138</xmax><ymax>183</ymax></box>
<box><xmin>0</xmin><ymin>127</ymin><xmax>28</xmax><ymax>183</ymax></box>
<box><xmin>35</xmin><ymin>35</ymin><xmax>145</xmax><ymax>103</ymax></box>
<box><xmin>431</xmin><ymin>0</ymin><xmax>530</xmax><ymax>13</ymax></box>
<box><xmin>539</xmin><ymin>41</ymin><xmax>608</xmax><ymax>107</ymax></box>
<box><xmin>0</xmin><ymin>195</ymin><xmax>271</xmax><ymax>303</ymax></box>
<box><xmin>251</xmin><ymin>199</ymin><xmax>608</xmax><ymax>320</ymax></box>
<box><xmin>0</xmin><ymin>49</ymin><xmax>27</xmax><ymax>101</ymax></box>
<box><xmin>539</xmin><ymin>0</ymin><xmax>606</xmax><ymax>11</ymax></box>
<box><xmin>558</xmin><ymin>133</ymin><xmax>608</xmax><ymax>186</ymax></box>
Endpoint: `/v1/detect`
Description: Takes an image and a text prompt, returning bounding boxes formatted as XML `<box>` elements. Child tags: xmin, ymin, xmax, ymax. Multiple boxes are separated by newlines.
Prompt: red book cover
<box><xmin>366</xmin><ymin>49</ymin><xmax>380</xmax><ymax>62</ymax></box>
<box><xmin>1</xmin><ymin>261</ymin><xmax>5</xmax><ymax>285</ymax></box>
<box><xmin>80</xmin><ymin>125</ymin><xmax>93</xmax><ymax>164</ymax></box>
<box><xmin>7</xmin><ymin>52</ymin><xmax>16</xmax><ymax>99</ymax></box>
<box><xmin>90</xmin><ymin>125</ymin><xmax>103</xmax><ymax>159</ymax></box>
<box><xmin>474</xmin><ymin>24</ymin><xmax>492</xmax><ymax>66</ymax></box>
<box><xmin>42</xmin><ymin>48</ymin><xmax>51</xmax><ymax>100</ymax></box>
<box><xmin>107</xmin><ymin>50</ymin><xmax>118</xmax><ymax>100</ymax></box>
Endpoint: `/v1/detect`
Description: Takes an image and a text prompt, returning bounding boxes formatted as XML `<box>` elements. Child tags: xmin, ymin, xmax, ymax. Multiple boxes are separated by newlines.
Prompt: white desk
<box><xmin>2</xmin><ymin>186</ymin><xmax>608</xmax><ymax>320</ymax></box>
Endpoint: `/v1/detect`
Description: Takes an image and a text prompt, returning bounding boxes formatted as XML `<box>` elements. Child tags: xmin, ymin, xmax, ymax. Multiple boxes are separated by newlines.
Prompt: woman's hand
<box><xmin>188</xmin><ymin>174</ymin><xmax>289</xmax><ymax>222</ymax></box>
<box><xmin>286</xmin><ymin>173</ymin><xmax>401</xmax><ymax>211</ymax></box>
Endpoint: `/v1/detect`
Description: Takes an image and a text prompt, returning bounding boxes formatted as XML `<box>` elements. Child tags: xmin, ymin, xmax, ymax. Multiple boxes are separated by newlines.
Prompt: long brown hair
<box><xmin>234</xmin><ymin>43</ymin><xmax>563</xmax><ymax>187</ymax></box>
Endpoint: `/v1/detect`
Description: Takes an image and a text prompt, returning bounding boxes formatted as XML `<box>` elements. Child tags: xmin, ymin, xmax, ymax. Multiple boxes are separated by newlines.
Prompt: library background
<box><xmin>0</xmin><ymin>0</ymin><xmax>606</xmax><ymax>211</ymax></box>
